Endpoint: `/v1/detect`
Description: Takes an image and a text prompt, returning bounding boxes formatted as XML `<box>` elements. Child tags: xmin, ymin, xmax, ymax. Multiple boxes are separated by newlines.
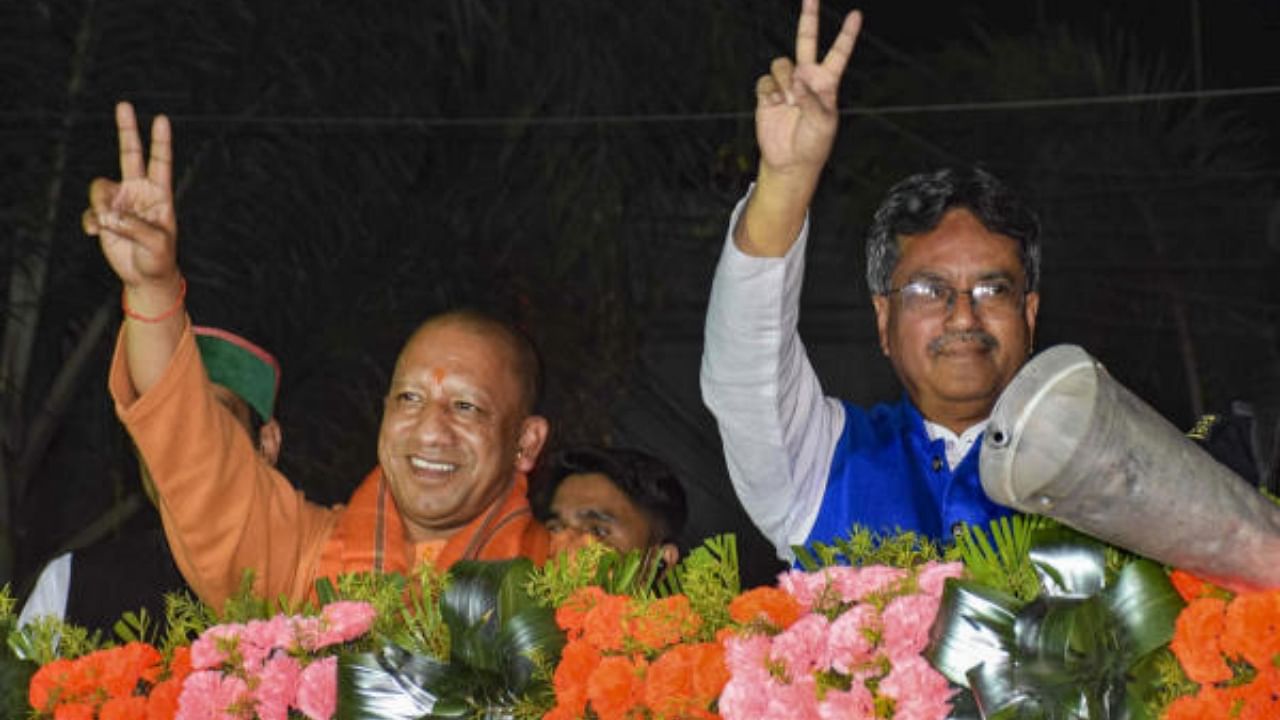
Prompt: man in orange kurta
<box><xmin>88</xmin><ymin>102</ymin><xmax>550</xmax><ymax>609</ymax></box>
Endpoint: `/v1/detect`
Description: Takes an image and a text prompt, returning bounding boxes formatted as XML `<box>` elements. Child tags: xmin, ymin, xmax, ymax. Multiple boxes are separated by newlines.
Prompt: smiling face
<box><xmin>872</xmin><ymin>207</ymin><xmax>1040</xmax><ymax>433</ymax></box>
<box><xmin>377</xmin><ymin>317</ymin><xmax>548</xmax><ymax>543</ymax></box>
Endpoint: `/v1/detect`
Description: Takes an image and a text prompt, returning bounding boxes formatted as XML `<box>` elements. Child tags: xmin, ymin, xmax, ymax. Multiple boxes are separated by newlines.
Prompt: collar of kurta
<box><xmin>316</xmin><ymin>466</ymin><xmax>547</xmax><ymax>586</ymax></box>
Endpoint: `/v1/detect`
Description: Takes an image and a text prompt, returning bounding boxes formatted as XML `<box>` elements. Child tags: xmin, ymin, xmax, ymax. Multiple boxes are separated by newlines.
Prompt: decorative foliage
<box><xmin>793</xmin><ymin>526</ymin><xmax>946</xmax><ymax>573</ymax></box>
<box><xmin>928</xmin><ymin>525</ymin><xmax>1186</xmax><ymax>718</ymax></box>
<box><xmin>338</xmin><ymin>558</ymin><xmax>563</xmax><ymax>720</ymax></box>
<box><xmin>13</xmin><ymin>523</ymin><xmax>1271</xmax><ymax>718</ymax></box>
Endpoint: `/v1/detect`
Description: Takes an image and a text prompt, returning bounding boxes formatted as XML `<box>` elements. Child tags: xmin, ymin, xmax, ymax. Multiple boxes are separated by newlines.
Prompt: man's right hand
<box><xmin>735</xmin><ymin>0</ymin><xmax>862</xmax><ymax>257</ymax></box>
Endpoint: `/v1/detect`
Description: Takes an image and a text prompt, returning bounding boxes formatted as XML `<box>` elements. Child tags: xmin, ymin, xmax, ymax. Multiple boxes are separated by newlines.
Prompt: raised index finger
<box><xmin>820</xmin><ymin>10</ymin><xmax>863</xmax><ymax>80</ymax></box>
<box><xmin>147</xmin><ymin>114</ymin><xmax>173</xmax><ymax>189</ymax></box>
<box><xmin>116</xmin><ymin>101</ymin><xmax>145</xmax><ymax>180</ymax></box>
<box><xmin>795</xmin><ymin>0</ymin><xmax>820</xmax><ymax>65</ymax></box>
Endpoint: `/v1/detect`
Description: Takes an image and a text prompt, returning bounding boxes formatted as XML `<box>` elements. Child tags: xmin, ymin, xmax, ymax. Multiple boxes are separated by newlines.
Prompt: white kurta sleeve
<box><xmin>700</xmin><ymin>190</ymin><xmax>845</xmax><ymax>561</ymax></box>
<box><xmin>18</xmin><ymin>552</ymin><xmax>72</xmax><ymax>627</ymax></box>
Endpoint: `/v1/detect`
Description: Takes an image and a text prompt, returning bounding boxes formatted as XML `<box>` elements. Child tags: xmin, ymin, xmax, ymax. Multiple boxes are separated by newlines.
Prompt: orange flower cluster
<box><xmin>726</xmin><ymin>586</ymin><xmax>802</xmax><ymax>631</ymax></box>
<box><xmin>1165</xmin><ymin>570</ymin><xmax>1280</xmax><ymax>719</ymax></box>
<box><xmin>547</xmin><ymin>587</ymin><xmax>729</xmax><ymax>720</ymax></box>
<box><xmin>28</xmin><ymin>643</ymin><xmax>193</xmax><ymax>720</ymax></box>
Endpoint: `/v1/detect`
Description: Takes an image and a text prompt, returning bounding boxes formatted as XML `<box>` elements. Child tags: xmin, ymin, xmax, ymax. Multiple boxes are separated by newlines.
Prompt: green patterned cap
<box><xmin>194</xmin><ymin>326</ymin><xmax>280</xmax><ymax>421</ymax></box>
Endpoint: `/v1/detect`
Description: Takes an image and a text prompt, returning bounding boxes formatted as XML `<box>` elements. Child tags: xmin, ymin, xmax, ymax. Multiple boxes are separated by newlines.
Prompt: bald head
<box><xmin>404</xmin><ymin>309</ymin><xmax>542</xmax><ymax>416</ymax></box>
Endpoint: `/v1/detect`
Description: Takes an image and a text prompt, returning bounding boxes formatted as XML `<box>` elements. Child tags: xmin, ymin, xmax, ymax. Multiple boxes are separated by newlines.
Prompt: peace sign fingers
<box><xmin>820</xmin><ymin>9</ymin><xmax>863</xmax><ymax>81</ymax></box>
<box><xmin>116</xmin><ymin>102</ymin><xmax>146</xmax><ymax>181</ymax></box>
<box><xmin>146</xmin><ymin>113</ymin><xmax>173</xmax><ymax>190</ymax></box>
<box><xmin>795</xmin><ymin>0</ymin><xmax>821</xmax><ymax>66</ymax></box>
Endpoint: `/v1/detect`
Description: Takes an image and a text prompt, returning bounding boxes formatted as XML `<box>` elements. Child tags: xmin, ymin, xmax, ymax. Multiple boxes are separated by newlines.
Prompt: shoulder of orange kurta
<box><xmin>315</xmin><ymin>469</ymin><xmax>549</xmax><ymax>599</ymax></box>
<box><xmin>110</xmin><ymin>321</ymin><xmax>340</xmax><ymax>610</ymax></box>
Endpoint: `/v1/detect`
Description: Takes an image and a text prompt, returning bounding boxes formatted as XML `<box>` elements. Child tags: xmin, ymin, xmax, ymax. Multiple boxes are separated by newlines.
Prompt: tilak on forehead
<box><xmin>432</xmin><ymin>368</ymin><xmax>446</xmax><ymax>384</ymax></box>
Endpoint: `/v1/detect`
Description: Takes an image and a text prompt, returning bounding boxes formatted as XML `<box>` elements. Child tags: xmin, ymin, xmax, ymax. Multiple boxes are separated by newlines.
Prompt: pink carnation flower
<box><xmin>878</xmin><ymin>655</ymin><xmax>954</xmax><ymax>720</ymax></box>
<box><xmin>176</xmin><ymin>669</ymin><xmax>250</xmax><ymax>719</ymax></box>
<box><xmin>253</xmin><ymin>652</ymin><xmax>301</xmax><ymax>720</ymax></box>
<box><xmin>771</xmin><ymin>613</ymin><xmax>831</xmax><ymax>680</ymax></box>
<box><xmin>722</xmin><ymin>633</ymin><xmax>772</xmax><ymax>682</ymax></box>
<box><xmin>777</xmin><ymin>568</ymin><xmax>838</xmax><ymax>611</ymax></box>
<box><xmin>833</xmin><ymin>565</ymin><xmax>908</xmax><ymax>603</ymax></box>
<box><xmin>764</xmin><ymin>673</ymin><xmax>821</xmax><ymax>719</ymax></box>
<box><xmin>717</xmin><ymin>673</ymin><xmax>772</xmax><ymax>719</ymax></box>
<box><xmin>825</xmin><ymin>603</ymin><xmax>880</xmax><ymax>674</ymax></box>
<box><xmin>296</xmin><ymin>656</ymin><xmax>338</xmax><ymax>720</ymax></box>
<box><xmin>915</xmin><ymin>561</ymin><xmax>964</xmax><ymax>597</ymax></box>
<box><xmin>294</xmin><ymin>616</ymin><xmax>326</xmax><ymax>652</ymax></box>
<box><xmin>817</xmin><ymin>684</ymin><xmax>876</xmax><ymax>720</ymax></box>
<box><xmin>315</xmin><ymin>601</ymin><xmax>377</xmax><ymax>648</ymax></box>
<box><xmin>880</xmin><ymin>593</ymin><xmax>941</xmax><ymax>661</ymax></box>
<box><xmin>190</xmin><ymin>624</ymin><xmax>242</xmax><ymax>670</ymax></box>
<box><xmin>237</xmin><ymin>619</ymin><xmax>282</xmax><ymax>671</ymax></box>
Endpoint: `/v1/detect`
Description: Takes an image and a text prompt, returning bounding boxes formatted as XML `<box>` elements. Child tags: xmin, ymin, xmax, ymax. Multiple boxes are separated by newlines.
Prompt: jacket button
<box><xmin>931</xmin><ymin>457</ymin><xmax>943</xmax><ymax>472</ymax></box>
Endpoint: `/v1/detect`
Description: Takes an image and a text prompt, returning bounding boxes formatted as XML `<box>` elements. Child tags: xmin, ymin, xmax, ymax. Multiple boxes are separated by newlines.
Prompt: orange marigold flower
<box><xmin>1223</xmin><ymin>590</ymin><xmax>1280</xmax><ymax>670</ymax></box>
<box><xmin>1171</xmin><ymin>597</ymin><xmax>1232</xmax><ymax>684</ymax></box>
<box><xmin>554</xmin><ymin>639</ymin><xmax>602</xmax><ymax>715</ymax></box>
<box><xmin>628</xmin><ymin>596</ymin><xmax>702</xmax><ymax>651</ymax></box>
<box><xmin>586</xmin><ymin>654</ymin><xmax>646</xmax><ymax>720</ymax></box>
<box><xmin>167</xmin><ymin>645</ymin><xmax>193</xmax><ymax>682</ymax></box>
<box><xmin>146</xmin><ymin>677</ymin><xmax>184</xmax><ymax>720</ymax></box>
<box><xmin>558</xmin><ymin>586</ymin><xmax>608</xmax><ymax>638</ymax></box>
<box><xmin>582</xmin><ymin>593</ymin><xmax>631</xmax><ymax>652</ymax></box>
<box><xmin>728</xmin><ymin>586</ymin><xmax>802</xmax><ymax>630</ymax></box>
<box><xmin>1163</xmin><ymin>686</ymin><xmax>1236</xmax><ymax>720</ymax></box>
<box><xmin>642</xmin><ymin>643</ymin><xmax>729</xmax><ymax>718</ymax></box>
<box><xmin>101</xmin><ymin>642</ymin><xmax>163</xmax><ymax>698</ymax></box>
<box><xmin>1169</xmin><ymin>569</ymin><xmax>1212</xmax><ymax>603</ymax></box>
<box><xmin>29</xmin><ymin>657</ymin><xmax>76</xmax><ymax>712</ymax></box>
<box><xmin>53</xmin><ymin>702</ymin><xmax>96</xmax><ymax>720</ymax></box>
<box><xmin>101</xmin><ymin>695</ymin><xmax>149</xmax><ymax>720</ymax></box>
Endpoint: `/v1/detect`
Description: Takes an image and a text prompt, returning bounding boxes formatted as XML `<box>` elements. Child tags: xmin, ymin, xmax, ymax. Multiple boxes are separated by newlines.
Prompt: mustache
<box><xmin>928</xmin><ymin>330</ymin><xmax>998</xmax><ymax>355</ymax></box>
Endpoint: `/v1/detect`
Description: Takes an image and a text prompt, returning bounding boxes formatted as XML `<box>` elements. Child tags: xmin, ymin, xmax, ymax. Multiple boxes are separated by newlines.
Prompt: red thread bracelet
<box><xmin>122</xmin><ymin>277</ymin><xmax>187</xmax><ymax>323</ymax></box>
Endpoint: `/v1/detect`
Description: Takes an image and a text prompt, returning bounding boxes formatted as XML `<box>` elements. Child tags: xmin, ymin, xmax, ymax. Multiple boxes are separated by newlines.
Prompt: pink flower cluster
<box><xmin>719</xmin><ymin>562</ymin><xmax>962</xmax><ymax>720</ymax></box>
<box><xmin>177</xmin><ymin>601</ymin><xmax>376</xmax><ymax>720</ymax></box>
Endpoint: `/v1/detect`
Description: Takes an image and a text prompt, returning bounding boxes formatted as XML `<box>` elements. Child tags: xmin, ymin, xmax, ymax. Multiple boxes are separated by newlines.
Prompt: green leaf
<box><xmin>316</xmin><ymin>576</ymin><xmax>339</xmax><ymax>605</ymax></box>
<box><xmin>496</xmin><ymin>608</ymin><xmax>564</xmax><ymax>693</ymax></box>
<box><xmin>1028</xmin><ymin>527</ymin><xmax>1107</xmax><ymax>598</ymax></box>
<box><xmin>337</xmin><ymin>645</ymin><xmax>447</xmax><ymax>720</ymax></box>
<box><xmin>1103</xmin><ymin>560</ymin><xmax>1184</xmax><ymax>660</ymax></box>
<box><xmin>927</xmin><ymin>580</ymin><xmax>1020</xmax><ymax>687</ymax></box>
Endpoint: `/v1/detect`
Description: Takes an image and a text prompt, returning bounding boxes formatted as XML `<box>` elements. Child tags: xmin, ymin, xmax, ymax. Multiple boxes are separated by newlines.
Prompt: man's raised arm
<box><xmin>82</xmin><ymin>101</ymin><xmax>184</xmax><ymax>395</ymax></box>
<box><xmin>735</xmin><ymin>0</ymin><xmax>861</xmax><ymax>257</ymax></box>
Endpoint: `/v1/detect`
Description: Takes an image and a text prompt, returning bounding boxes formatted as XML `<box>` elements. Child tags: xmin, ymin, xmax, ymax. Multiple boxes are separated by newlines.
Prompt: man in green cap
<box><xmin>18</xmin><ymin>326</ymin><xmax>282</xmax><ymax>634</ymax></box>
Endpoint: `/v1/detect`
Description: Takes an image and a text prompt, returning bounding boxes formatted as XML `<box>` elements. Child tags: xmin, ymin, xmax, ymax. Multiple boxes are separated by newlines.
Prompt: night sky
<box><xmin>4</xmin><ymin>0</ymin><xmax>1280</xmax><ymax>594</ymax></box>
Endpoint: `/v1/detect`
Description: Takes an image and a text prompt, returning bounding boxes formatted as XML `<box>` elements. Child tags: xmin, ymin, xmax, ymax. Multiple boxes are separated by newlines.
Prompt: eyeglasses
<box><xmin>886</xmin><ymin>278</ymin><xmax>1025</xmax><ymax>316</ymax></box>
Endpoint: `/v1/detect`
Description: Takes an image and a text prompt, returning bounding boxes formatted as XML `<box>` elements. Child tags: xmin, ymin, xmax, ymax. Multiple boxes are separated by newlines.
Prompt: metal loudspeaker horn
<box><xmin>980</xmin><ymin>344</ymin><xmax>1280</xmax><ymax>590</ymax></box>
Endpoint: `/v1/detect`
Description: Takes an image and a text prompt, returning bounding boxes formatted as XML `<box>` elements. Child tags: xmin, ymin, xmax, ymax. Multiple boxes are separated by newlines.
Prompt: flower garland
<box><xmin>24</xmin><ymin>600</ymin><xmax>375</xmax><ymax>720</ymax></box>
<box><xmin>28</xmin><ymin>641</ymin><xmax>190</xmax><ymax>720</ymax></box>
<box><xmin>546</xmin><ymin>586</ymin><xmax>728</xmax><ymax>719</ymax></box>
<box><xmin>20</xmin><ymin>522</ymin><xmax>1275</xmax><ymax>719</ymax></box>
<box><xmin>718</xmin><ymin>561</ymin><xmax>962</xmax><ymax>720</ymax></box>
<box><xmin>1164</xmin><ymin>569</ymin><xmax>1280</xmax><ymax>718</ymax></box>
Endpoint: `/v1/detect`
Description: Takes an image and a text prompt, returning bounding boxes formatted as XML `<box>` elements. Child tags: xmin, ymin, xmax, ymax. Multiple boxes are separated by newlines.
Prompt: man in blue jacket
<box><xmin>701</xmin><ymin>0</ymin><xmax>1040</xmax><ymax>563</ymax></box>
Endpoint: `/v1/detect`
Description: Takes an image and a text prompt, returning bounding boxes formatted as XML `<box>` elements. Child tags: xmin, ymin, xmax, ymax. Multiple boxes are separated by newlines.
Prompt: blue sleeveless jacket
<box><xmin>805</xmin><ymin>396</ymin><xmax>1012</xmax><ymax>545</ymax></box>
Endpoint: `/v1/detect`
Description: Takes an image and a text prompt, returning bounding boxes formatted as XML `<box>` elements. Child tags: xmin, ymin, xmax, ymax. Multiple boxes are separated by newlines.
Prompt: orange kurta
<box><xmin>110</xmin><ymin>321</ymin><xmax>548</xmax><ymax>609</ymax></box>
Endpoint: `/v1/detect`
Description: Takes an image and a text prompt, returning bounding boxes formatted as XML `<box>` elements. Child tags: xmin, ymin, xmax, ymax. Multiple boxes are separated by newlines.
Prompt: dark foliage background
<box><xmin>3</xmin><ymin>0</ymin><xmax>1279</xmax><ymax>598</ymax></box>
